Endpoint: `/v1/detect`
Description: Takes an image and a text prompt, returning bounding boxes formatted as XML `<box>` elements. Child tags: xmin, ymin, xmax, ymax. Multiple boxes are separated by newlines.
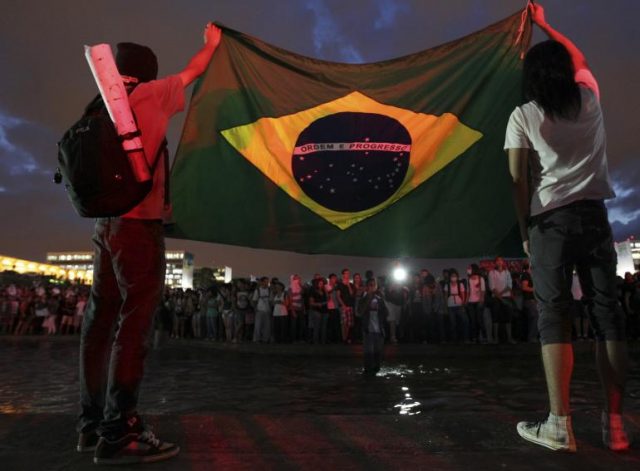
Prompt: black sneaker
<box><xmin>77</xmin><ymin>429</ymin><xmax>99</xmax><ymax>453</ymax></box>
<box><xmin>93</xmin><ymin>429</ymin><xmax>180</xmax><ymax>465</ymax></box>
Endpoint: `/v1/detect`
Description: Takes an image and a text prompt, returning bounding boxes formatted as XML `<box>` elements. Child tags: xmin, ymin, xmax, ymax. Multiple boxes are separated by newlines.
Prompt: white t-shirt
<box><xmin>252</xmin><ymin>287</ymin><xmax>271</xmax><ymax>312</ymax></box>
<box><xmin>489</xmin><ymin>269</ymin><xmax>512</xmax><ymax>298</ymax></box>
<box><xmin>504</xmin><ymin>69</ymin><xmax>614</xmax><ymax>217</ymax></box>
<box><xmin>272</xmin><ymin>292</ymin><xmax>288</xmax><ymax>317</ymax></box>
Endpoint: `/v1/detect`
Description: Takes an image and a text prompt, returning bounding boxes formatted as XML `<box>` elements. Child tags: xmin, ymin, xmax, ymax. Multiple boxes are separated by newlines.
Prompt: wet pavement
<box><xmin>1</xmin><ymin>336</ymin><xmax>639</xmax><ymax>470</ymax></box>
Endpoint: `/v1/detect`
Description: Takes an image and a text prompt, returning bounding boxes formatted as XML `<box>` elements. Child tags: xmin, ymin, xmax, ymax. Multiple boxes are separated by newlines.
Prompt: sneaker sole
<box><xmin>605</xmin><ymin>442</ymin><xmax>630</xmax><ymax>452</ymax></box>
<box><xmin>94</xmin><ymin>446</ymin><xmax>180</xmax><ymax>466</ymax></box>
<box><xmin>517</xmin><ymin>423</ymin><xmax>577</xmax><ymax>453</ymax></box>
<box><xmin>76</xmin><ymin>445</ymin><xmax>97</xmax><ymax>453</ymax></box>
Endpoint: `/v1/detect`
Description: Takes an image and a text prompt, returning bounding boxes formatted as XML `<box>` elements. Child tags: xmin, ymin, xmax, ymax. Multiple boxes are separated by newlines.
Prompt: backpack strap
<box><xmin>159</xmin><ymin>139</ymin><xmax>170</xmax><ymax>208</ymax></box>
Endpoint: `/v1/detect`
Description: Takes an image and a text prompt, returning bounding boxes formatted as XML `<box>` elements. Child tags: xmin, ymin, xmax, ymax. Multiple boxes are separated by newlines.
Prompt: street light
<box><xmin>392</xmin><ymin>265</ymin><xmax>407</xmax><ymax>282</ymax></box>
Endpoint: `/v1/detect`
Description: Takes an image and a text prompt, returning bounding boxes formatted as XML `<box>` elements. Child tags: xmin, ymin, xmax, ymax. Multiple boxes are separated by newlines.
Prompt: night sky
<box><xmin>0</xmin><ymin>0</ymin><xmax>637</xmax><ymax>280</ymax></box>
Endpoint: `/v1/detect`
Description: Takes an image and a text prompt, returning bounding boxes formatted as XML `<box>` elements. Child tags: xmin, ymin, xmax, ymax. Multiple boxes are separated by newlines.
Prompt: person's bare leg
<box><xmin>541</xmin><ymin>343</ymin><xmax>573</xmax><ymax>416</ymax></box>
<box><xmin>596</xmin><ymin>340</ymin><xmax>627</xmax><ymax>414</ymax></box>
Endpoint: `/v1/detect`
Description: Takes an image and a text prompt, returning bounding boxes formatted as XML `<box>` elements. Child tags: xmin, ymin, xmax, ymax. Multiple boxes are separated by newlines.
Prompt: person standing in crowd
<box><xmin>234</xmin><ymin>279</ymin><xmax>251</xmax><ymax>342</ymax></box>
<box><xmin>272</xmin><ymin>281</ymin><xmax>289</xmax><ymax>342</ymax></box>
<box><xmin>185</xmin><ymin>289</ymin><xmax>199</xmax><ymax>339</ymax></box>
<box><xmin>77</xmin><ymin>24</ymin><xmax>222</xmax><ymax>464</ymax></box>
<box><xmin>443</xmin><ymin>269</ymin><xmax>468</xmax><ymax>343</ymax></box>
<box><xmin>384</xmin><ymin>278</ymin><xmax>405</xmax><ymax>344</ymax></box>
<box><xmin>219</xmin><ymin>284</ymin><xmax>235</xmax><ymax>343</ymax></box>
<box><xmin>153</xmin><ymin>290</ymin><xmax>173</xmax><ymax>349</ymax></box>
<box><xmin>252</xmin><ymin>277</ymin><xmax>272</xmax><ymax>343</ymax></box>
<box><xmin>172</xmin><ymin>289</ymin><xmax>185</xmax><ymax>338</ymax></box>
<box><xmin>336</xmin><ymin>268</ymin><xmax>356</xmax><ymax>344</ymax></box>
<box><xmin>408</xmin><ymin>273</ymin><xmax>425</xmax><ymax>343</ymax></box>
<box><xmin>466</xmin><ymin>264</ymin><xmax>487</xmax><ymax>343</ymax></box>
<box><xmin>203</xmin><ymin>286</ymin><xmax>221</xmax><ymax>341</ymax></box>
<box><xmin>423</xmin><ymin>275</ymin><xmax>445</xmax><ymax>343</ymax></box>
<box><xmin>60</xmin><ymin>290</ymin><xmax>77</xmax><ymax>335</ymax></box>
<box><xmin>44</xmin><ymin>288</ymin><xmax>61</xmax><ymax>335</ymax></box>
<box><xmin>352</xmin><ymin>272</ymin><xmax>366</xmax><ymax>343</ymax></box>
<box><xmin>520</xmin><ymin>261</ymin><xmax>539</xmax><ymax>343</ymax></box>
<box><xmin>439</xmin><ymin>269</ymin><xmax>450</xmax><ymax>291</ymax></box>
<box><xmin>506</xmin><ymin>3</ymin><xmax>628</xmax><ymax>452</ymax></box>
<box><xmin>357</xmin><ymin>278</ymin><xmax>389</xmax><ymax>375</ymax></box>
<box><xmin>288</xmin><ymin>275</ymin><xmax>305</xmax><ymax>343</ymax></box>
<box><xmin>325</xmin><ymin>274</ymin><xmax>340</xmax><ymax>343</ymax></box>
<box><xmin>14</xmin><ymin>289</ymin><xmax>34</xmax><ymax>336</ymax></box>
<box><xmin>488</xmin><ymin>257</ymin><xmax>516</xmax><ymax>344</ymax></box>
<box><xmin>5</xmin><ymin>284</ymin><xmax>20</xmax><ymax>334</ymax></box>
<box><xmin>74</xmin><ymin>292</ymin><xmax>88</xmax><ymax>335</ymax></box>
<box><xmin>309</xmin><ymin>278</ymin><xmax>329</xmax><ymax>344</ymax></box>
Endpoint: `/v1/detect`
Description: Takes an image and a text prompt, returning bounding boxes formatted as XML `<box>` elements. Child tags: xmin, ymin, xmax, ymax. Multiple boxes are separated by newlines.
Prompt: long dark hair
<box><xmin>523</xmin><ymin>40</ymin><xmax>581</xmax><ymax>121</ymax></box>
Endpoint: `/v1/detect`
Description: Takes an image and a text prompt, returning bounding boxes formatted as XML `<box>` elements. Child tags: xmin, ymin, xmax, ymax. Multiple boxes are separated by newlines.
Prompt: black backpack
<box><xmin>55</xmin><ymin>94</ymin><xmax>165</xmax><ymax>218</ymax></box>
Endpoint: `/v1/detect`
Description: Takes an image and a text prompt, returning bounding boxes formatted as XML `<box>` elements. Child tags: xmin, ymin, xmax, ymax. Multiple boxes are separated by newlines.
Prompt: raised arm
<box><xmin>529</xmin><ymin>3</ymin><xmax>588</xmax><ymax>72</ymax></box>
<box><xmin>179</xmin><ymin>23</ymin><xmax>222</xmax><ymax>87</ymax></box>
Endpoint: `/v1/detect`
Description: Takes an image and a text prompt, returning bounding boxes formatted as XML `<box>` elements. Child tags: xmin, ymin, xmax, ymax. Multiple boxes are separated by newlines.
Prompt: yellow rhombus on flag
<box><xmin>221</xmin><ymin>91</ymin><xmax>483</xmax><ymax>230</ymax></box>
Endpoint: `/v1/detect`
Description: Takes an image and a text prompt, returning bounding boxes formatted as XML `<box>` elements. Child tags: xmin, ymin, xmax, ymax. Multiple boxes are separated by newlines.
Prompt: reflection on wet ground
<box><xmin>2</xmin><ymin>337</ymin><xmax>638</xmax><ymax>418</ymax></box>
<box><xmin>1</xmin><ymin>337</ymin><xmax>639</xmax><ymax>470</ymax></box>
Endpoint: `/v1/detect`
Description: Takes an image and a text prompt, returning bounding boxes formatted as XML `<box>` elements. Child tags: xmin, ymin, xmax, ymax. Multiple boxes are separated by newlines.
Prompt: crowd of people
<box><xmin>2</xmin><ymin>257</ymin><xmax>639</xmax><ymax>345</ymax></box>
<box><xmin>0</xmin><ymin>281</ymin><xmax>89</xmax><ymax>336</ymax></box>
<box><xmin>155</xmin><ymin>258</ymin><xmax>640</xmax><ymax>346</ymax></box>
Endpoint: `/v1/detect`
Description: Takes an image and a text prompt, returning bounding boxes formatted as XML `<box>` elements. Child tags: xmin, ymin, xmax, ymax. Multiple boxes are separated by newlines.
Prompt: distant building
<box><xmin>213</xmin><ymin>266</ymin><xmax>233</xmax><ymax>283</ymax></box>
<box><xmin>614</xmin><ymin>237</ymin><xmax>639</xmax><ymax>276</ymax></box>
<box><xmin>1</xmin><ymin>254</ymin><xmax>90</xmax><ymax>283</ymax></box>
<box><xmin>629</xmin><ymin>238</ymin><xmax>640</xmax><ymax>270</ymax></box>
<box><xmin>46</xmin><ymin>250</ymin><xmax>196</xmax><ymax>289</ymax></box>
<box><xmin>165</xmin><ymin>251</ymin><xmax>194</xmax><ymax>289</ymax></box>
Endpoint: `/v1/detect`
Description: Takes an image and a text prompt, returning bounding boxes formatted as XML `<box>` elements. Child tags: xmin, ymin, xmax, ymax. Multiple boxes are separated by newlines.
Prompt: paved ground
<box><xmin>0</xmin><ymin>336</ymin><xmax>639</xmax><ymax>470</ymax></box>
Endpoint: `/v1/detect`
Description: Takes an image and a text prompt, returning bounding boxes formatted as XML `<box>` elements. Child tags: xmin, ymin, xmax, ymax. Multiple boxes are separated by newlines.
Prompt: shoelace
<box><xmin>534</xmin><ymin>420</ymin><xmax>544</xmax><ymax>437</ymax></box>
<box><xmin>139</xmin><ymin>430</ymin><xmax>161</xmax><ymax>448</ymax></box>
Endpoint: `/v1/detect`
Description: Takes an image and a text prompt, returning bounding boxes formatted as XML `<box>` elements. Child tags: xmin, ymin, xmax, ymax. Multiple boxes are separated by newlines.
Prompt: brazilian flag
<box><xmin>168</xmin><ymin>10</ymin><xmax>532</xmax><ymax>258</ymax></box>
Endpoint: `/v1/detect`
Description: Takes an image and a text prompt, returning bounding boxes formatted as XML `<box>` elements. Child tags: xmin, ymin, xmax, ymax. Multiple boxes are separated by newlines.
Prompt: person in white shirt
<box><xmin>488</xmin><ymin>257</ymin><xmax>516</xmax><ymax>344</ymax></box>
<box><xmin>505</xmin><ymin>3</ymin><xmax>628</xmax><ymax>453</ymax></box>
<box><xmin>443</xmin><ymin>269</ymin><xmax>468</xmax><ymax>342</ymax></box>
<box><xmin>252</xmin><ymin>277</ymin><xmax>272</xmax><ymax>343</ymax></box>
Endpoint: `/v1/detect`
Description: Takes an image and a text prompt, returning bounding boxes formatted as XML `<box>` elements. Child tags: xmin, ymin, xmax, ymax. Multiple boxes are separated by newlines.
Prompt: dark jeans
<box><xmin>363</xmin><ymin>332</ymin><xmax>384</xmax><ymax>372</ymax></box>
<box><xmin>425</xmin><ymin>311</ymin><xmax>445</xmax><ymax>343</ymax></box>
<box><xmin>273</xmin><ymin>315</ymin><xmax>289</xmax><ymax>343</ymax></box>
<box><xmin>289</xmin><ymin>309</ymin><xmax>306</xmax><ymax>342</ymax></box>
<box><xmin>328</xmin><ymin>309</ymin><xmax>340</xmax><ymax>342</ymax></box>
<box><xmin>466</xmin><ymin>302</ymin><xmax>485</xmax><ymax>341</ymax></box>
<box><xmin>490</xmin><ymin>297</ymin><xmax>515</xmax><ymax>324</ymax></box>
<box><xmin>206</xmin><ymin>314</ymin><xmax>218</xmax><ymax>339</ymax></box>
<box><xmin>78</xmin><ymin>218</ymin><xmax>165</xmax><ymax>439</ymax></box>
<box><xmin>310</xmin><ymin>311</ymin><xmax>328</xmax><ymax>344</ymax></box>
<box><xmin>448</xmin><ymin>305</ymin><xmax>469</xmax><ymax>342</ymax></box>
<box><xmin>529</xmin><ymin>200</ymin><xmax>626</xmax><ymax>345</ymax></box>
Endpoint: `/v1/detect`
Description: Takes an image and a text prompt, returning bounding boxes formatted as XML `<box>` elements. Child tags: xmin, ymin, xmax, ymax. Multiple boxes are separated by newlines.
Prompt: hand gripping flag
<box><xmin>169</xmin><ymin>10</ymin><xmax>532</xmax><ymax>258</ymax></box>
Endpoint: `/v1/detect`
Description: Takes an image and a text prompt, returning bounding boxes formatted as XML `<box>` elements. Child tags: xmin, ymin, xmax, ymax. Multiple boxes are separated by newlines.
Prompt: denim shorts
<box><xmin>529</xmin><ymin>200</ymin><xmax>625</xmax><ymax>345</ymax></box>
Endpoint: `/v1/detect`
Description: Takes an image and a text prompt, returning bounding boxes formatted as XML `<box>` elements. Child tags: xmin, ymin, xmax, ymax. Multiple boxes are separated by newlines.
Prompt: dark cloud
<box><xmin>611</xmin><ymin>218</ymin><xmax>640</xmax><ymax>242</ymax></box>
<box><xmin>606</xmin><ymin>158</ymin><xmax>640</xmax><ymax>241</ymax></box>
<box><xmin>0</xmin><ymin>0</ymin><xmax>638</xmax><ymax>273</ymax></box>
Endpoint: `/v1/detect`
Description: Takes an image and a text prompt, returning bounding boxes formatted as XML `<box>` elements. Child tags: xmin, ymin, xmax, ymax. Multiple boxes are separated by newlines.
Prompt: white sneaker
<box><xmin>602</xmin><ymin>411</ymin><xmax>630</xmax><ymax>451</ymax></box>
<box><xmin>517</xmin><ymin>413</ymin><xmax>577</xmax><ymax>452</ymax></box>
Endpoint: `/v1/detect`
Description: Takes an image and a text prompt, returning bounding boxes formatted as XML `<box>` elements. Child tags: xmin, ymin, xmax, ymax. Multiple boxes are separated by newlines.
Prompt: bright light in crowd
<box><xmin>392</xmin><ymin>266</ymin><xmax>407</xmax><ymax>282</ymax></box>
